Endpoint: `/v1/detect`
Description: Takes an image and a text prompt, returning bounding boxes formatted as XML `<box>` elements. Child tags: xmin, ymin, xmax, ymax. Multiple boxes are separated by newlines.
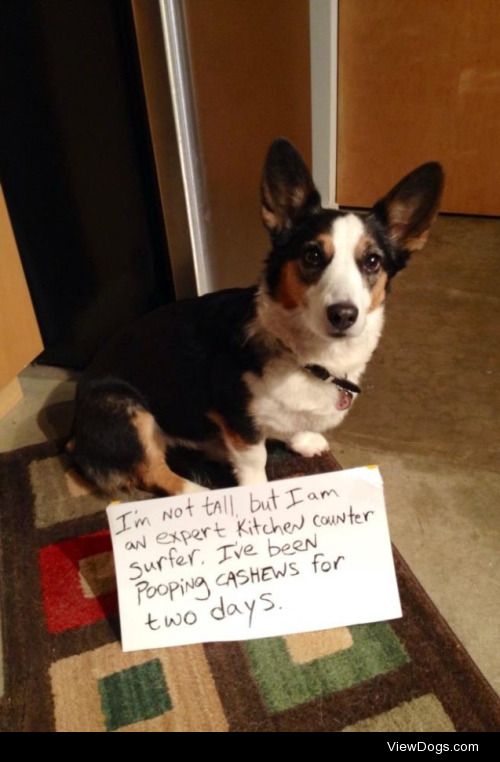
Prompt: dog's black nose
<box><xmin>327</xmin><ymin>302</ymin><xmax>359</xmax><ymax>332</ymax></box>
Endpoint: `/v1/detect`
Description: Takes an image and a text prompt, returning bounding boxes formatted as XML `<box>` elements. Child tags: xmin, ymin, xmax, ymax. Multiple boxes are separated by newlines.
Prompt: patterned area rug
<box><xmin>1</xmin><ymin>440</ymin><xmax>499</xmax><ymax>732</ymax></box>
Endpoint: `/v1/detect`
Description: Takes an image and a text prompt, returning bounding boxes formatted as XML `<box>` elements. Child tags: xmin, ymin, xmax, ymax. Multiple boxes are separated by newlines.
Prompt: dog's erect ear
<box><xmin>261</xmin><ymin>138</ymin><xmax>321</xmax><ymax>237</ymax></box>
<box><xmin>371</xmin><ymin>162</ymin><xmax>444</xmax><ymax>252</ymax></box>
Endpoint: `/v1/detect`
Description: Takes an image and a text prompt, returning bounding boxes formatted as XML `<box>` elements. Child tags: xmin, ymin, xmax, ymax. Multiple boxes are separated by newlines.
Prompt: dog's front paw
<box><xmin>288</xmin><ymin>432</ymin><xmax>330</xmax><ymax>458</ymax></box>
<box><xmin>182</xmin><ymin>480</ymin><xmax>208</xmax><ymax>494</ymax></box>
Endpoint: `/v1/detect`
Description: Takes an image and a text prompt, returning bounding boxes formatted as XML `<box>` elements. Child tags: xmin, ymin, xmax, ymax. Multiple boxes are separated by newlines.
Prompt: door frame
<box><xmin>158</xmin><ymin>0</ymin><xmax>212</xmax><ymax>294</ymax></box>
<box><xmin>310</xmin><ymin>0</ymin><xmax>338</xmax><ymax>209</ymax></box>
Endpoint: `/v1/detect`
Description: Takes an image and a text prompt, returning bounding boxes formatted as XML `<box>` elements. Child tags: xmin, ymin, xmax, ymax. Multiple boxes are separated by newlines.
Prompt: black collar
<box><xmin>304</xmin><ymin>364</ymin><xmax>362</xmax><ymax>394</ymax></box>
<box><xmin>269</xmin><ymin>336</ymin><xmax>362</xmax><ymax>395</ymax></box>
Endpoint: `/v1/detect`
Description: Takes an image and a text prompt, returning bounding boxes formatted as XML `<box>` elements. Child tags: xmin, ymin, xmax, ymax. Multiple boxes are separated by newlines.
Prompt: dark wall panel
<box><xmin>2</xmin><ymin>0</ymin><xmax>174</xmax><ymax>367</ymax></box>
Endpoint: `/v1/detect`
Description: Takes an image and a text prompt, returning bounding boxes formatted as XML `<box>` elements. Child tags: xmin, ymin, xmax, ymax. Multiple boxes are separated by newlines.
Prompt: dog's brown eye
<box><xmin>302</xmin><ymin>245</ymin><xmax>323</xmax><ymax>268</ymax></box>
<box><xmin>363</xmin><ymin>253</ymin><xmax>382</xmax><ymax>273</ymax></box>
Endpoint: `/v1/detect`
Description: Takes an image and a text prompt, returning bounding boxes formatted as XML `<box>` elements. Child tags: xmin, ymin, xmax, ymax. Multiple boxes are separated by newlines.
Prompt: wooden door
<box><xmin>0</xmin><ymin>187</ymin><xmax>43</xmax><ymax>411</ymax></box>
<box><xmin>183</xmin><ymin>0</ymin><xmax>312</xmax><ymax>290</ymax></box>
<box><xmin>338</xmin><ymin>0</ymin><xmax>500</xmax><ymax>215</ymax></box>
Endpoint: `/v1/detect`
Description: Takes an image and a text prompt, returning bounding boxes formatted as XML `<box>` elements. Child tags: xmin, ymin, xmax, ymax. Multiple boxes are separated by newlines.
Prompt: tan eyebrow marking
<box><xmin>315</xmin><ymin>233</ymin><xmax>334</xmax><ymax>261</ymax></box>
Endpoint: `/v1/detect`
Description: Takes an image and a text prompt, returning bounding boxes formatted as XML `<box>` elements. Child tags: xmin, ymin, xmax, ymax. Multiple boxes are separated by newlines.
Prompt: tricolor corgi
<box><xmin>69</xmin><ymin>139</ymin><xmax>443</xmax><ymax>495</ymax></box>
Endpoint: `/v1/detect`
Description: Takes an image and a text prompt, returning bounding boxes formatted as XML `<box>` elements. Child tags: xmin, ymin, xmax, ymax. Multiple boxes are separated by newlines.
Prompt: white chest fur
<box><xmin>246</xmin><ymin>307</ymin><xmax>384</xmax><ymax>440</ymax></box>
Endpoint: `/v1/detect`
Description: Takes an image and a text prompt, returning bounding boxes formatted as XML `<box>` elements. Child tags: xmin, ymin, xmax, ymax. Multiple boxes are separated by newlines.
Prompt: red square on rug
<box><xmin>39</xmin><ymin>529</ymin><xmax>118</xmax><ymax>634</ymax></box>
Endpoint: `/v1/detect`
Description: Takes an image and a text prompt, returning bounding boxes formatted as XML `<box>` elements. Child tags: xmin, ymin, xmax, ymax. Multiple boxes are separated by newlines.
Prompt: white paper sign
<box><xmin>106</xmin><ymin>466</ymin><xmax>401</xmax><ymax>652</ymax></box>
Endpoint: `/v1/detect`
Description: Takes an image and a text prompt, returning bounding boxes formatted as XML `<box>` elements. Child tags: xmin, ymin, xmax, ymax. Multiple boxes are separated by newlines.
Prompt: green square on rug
<box><xmin>245</xmin><ymin>622</ymin><xmax>408</xmax><ymax>713</ymax></box>
<box><xmin>98</xmin><ymin>658</ymin><xmax>172</xmax><ymax>731</ymax></box>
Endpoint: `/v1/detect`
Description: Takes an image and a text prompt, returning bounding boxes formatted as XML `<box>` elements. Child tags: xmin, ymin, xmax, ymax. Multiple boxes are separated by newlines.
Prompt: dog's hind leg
<box><xmin>132</xmin><ymin>409</ymin><xmax>205</xmax><ymax>495</ymax></box>
<box><xmin>71</xmin><ymin>379</ymin><xmax>204</xmax><ymax>496</ymax></box>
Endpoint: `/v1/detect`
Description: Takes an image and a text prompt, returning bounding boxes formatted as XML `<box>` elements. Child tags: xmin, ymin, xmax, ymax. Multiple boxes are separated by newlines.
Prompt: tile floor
<box><xmin>331</xmin><ymin>215</ymin><xmax>500</xmax><ymax>694</ymax></box>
